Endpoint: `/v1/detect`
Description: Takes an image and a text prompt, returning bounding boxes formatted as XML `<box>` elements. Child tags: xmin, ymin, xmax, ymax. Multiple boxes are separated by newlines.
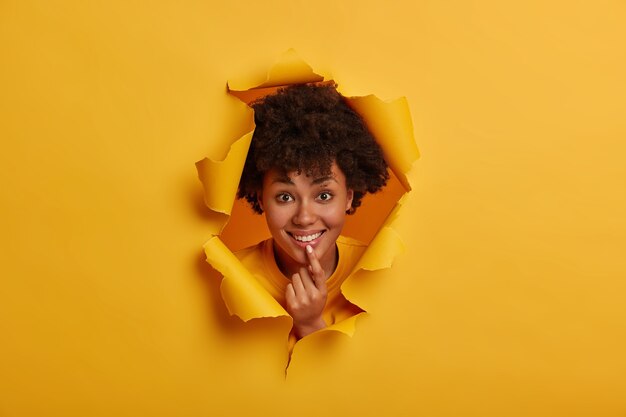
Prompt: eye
<box><xmin>317</xmin><ymin>192</ymin><xmax>333</xmax><ymax>202</ymax></box>
<box><xmin>276</xmin><ymin>193</ymin><xmax>294</xmax><ymax>203</ymax></box>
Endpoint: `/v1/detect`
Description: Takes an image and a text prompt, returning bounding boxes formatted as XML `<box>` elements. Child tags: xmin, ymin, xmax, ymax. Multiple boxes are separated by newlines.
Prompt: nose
<box><xmin>292</xmin><ymin>200</ymin><xmax>317</xmax><ymax>226</ymax></box>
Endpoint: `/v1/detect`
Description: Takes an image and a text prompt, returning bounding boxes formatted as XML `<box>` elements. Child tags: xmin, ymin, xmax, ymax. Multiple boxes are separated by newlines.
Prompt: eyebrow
<box><xmin>311</xmin><ymin>176</ymin><xmax>336</xmax><ymax>185</ymax></box>
<box><xmin>271</xmin><ymin>176</ymin><xmax>294</xmax><ymax>185</ymax></box>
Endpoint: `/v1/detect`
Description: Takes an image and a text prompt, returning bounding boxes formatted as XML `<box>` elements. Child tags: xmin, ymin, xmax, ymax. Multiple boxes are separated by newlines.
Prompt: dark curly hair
<box><xmin>237</xmin><ymin>83</ymin><xmax>389</xmax><ymax>214</ymax></box>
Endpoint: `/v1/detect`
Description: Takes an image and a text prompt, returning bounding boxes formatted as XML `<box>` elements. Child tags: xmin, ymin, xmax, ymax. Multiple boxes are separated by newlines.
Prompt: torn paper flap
<box><xmin>227</xmin><ymin>49</ymin><xmax>325</xmax><ymax>92</ymax></box>
<box><xmin>204</xmin><ymin>236</ymin><xmax>288</xmax><ymax>321</ymax></box>
<box><xmin>196</xmin><ymin>131</ymin><xmax>253</xmax><ymax>216</ymax></box>
<box><xmin>345</xmin><ymin>95</ymin><xmax>419</xmax><ymax>191</ymax></box>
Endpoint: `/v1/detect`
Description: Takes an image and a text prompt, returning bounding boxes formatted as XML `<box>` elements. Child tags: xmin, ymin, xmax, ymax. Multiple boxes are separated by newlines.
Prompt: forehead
<box><xmin>263</xmin><ymin>162</ymin><xmax>346</xmax><ymax>185</ymax></box>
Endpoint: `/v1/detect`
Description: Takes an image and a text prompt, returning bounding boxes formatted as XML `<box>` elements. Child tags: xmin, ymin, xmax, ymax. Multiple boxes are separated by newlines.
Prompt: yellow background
<box><xmin>1</xmin><ymin>1</ymin><xmax>625</xmax><ymax>416</ymax></box>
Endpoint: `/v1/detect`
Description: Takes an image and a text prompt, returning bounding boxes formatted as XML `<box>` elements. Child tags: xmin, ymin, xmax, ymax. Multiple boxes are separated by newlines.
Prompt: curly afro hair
<box><xmin>237</xmin><ymin>83</ymin><xmax>389</xmax><ymax>214</ymax></box>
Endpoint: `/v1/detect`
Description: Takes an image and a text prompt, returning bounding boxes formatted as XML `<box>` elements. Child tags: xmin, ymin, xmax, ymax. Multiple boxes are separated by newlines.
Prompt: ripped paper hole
<box><xmin>196</xmin><ymin>49</ymin><xmax>419</xmax><ymax>368</ymax></box>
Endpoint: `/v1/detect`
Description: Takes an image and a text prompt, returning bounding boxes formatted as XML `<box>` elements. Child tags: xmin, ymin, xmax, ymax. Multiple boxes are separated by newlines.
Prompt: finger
<box><xmin>291</xmin><ymin>273</ymin><xmax>306</xmax><ymax>297</ymax></box>
<box><xmin>298</xmin><ymin>266</ymin><xmax>314</xmax><ymax>292</ymax></box>
<box><xmin>285</xmin><ymin>282</ymin><xmax>296</xmax><ymax>305</ymax></box>
<box><xmin>305</xmin><ymin>245</ymin><xmax>326</xmax><ymax>288</ymax></box>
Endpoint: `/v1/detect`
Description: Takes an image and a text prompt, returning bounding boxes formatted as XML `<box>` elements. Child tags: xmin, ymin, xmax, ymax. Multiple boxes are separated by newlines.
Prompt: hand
<box><xmin>285</xmin><ymin>245</ymin><xmax>328</xmax><ymax>339</ymax></box>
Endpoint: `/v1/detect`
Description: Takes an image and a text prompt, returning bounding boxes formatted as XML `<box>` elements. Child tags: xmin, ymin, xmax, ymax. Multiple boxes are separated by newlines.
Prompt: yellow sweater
<box><xmin>234</xmin><ymin>235</ymin><xmax>366</xmax><ymax>328</ymax></box>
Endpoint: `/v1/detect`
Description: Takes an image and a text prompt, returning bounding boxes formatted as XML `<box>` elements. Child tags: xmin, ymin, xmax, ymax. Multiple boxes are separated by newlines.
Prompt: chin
<box><xmin>275</xmin><ymin>239</ymin><xmax>306</xmax><ymax>266</ymax></box>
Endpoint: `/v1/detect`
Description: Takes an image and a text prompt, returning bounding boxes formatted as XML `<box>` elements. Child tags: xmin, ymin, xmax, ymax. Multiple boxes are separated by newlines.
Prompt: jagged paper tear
<box><xmin>196</xmin><ymin>49</ymin><xmax>419</xmax><ymax>355</ymax></box>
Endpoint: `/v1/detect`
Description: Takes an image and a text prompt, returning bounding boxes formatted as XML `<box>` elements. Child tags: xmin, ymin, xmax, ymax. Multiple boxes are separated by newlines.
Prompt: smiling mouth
<box><xmin>287</xmin><ymin>231</ymin><xmax>325</xmax><ymax>244</ymax></box>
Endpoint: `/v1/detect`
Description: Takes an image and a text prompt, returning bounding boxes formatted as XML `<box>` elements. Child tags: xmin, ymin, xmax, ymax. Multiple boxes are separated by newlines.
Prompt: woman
<box><xmin>236</xmin><ymin>83</ymin><xmax>389</xmax><ymax>341</ymax></box>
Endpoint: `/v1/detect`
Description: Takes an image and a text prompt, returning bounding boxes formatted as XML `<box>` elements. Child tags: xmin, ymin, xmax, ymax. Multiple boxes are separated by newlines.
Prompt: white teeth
<box><xmin>292</xmin><ymin>232</ymin><xmax>322</xmax><ymax>242</ymax></box>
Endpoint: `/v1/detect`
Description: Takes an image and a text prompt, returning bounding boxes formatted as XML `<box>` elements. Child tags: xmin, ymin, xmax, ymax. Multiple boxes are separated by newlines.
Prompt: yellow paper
<box><xmin>196</xmin><ymin>131</ymin><xmax>253</xmax><ymax>216</ymax></box>
<box><xmin>204</xmin><ymin>236</ymin><xmax>288</xmax><ymax>321</ymax></box>
<box><xmin>345</xmin><ymin>95</ymin><xmax>420</xmax><ymax>191</ymax></box>
<box><xmin>228</xmin><ymin>49</ymin><xmax>325</xmax><ymax>91</ymax></box>
<box><xmin>3</xmin><ymin>2</ymin><xmax>626</xmax><ymax>414</ymax></box>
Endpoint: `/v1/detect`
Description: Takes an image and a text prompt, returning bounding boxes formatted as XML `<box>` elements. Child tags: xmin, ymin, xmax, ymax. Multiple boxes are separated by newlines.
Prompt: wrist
<box><xmin>293</xmin><ymin>317</ymin><xmax>326</xmax><ymax>339</ymax></box>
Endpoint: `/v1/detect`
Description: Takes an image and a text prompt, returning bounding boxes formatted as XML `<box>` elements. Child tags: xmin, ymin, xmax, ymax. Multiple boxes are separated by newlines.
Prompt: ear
<box><xmin>345</xmin><ymin>189</ymin><xmax>354</xmax><ymax>212</ymax></box>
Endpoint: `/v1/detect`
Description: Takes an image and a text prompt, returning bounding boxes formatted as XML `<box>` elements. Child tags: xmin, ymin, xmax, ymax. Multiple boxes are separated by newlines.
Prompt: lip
<box><xmin>286</xmin><ymin>230</ymin><xmax>326</xmax><ymax>248</ymax></box>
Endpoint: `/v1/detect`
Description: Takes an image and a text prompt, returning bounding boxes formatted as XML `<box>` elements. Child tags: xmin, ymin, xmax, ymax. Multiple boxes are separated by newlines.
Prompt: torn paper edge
<box><xmin>196</xmin><ymin>49</ymin><xmax>419</xmax><ymax>346</ymax></box>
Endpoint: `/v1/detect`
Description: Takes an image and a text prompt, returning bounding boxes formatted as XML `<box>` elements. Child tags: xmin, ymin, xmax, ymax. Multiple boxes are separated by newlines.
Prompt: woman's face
<box><xmin>260</xmin><ymin>162</ymin><xmax>354</xmax><ymax>278</ymax></box>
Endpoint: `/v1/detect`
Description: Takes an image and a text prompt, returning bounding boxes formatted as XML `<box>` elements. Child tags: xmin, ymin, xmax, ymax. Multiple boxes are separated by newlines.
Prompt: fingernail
<box><xmin>306</xmin><ymin>245</ymin><xmax>313</xmax><ymax>254</ymax></box>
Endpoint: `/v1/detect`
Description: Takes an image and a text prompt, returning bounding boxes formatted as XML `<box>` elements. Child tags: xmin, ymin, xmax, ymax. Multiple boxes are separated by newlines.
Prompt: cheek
<box><xmin>323</xmin><ymin>206</ymin><xmax>348</xmax><ymax>228</ymax></box>
<box><xmin>263</xmin><ymin>204</ymin><xmax>289</xmax><ymax>229</ymax></box>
